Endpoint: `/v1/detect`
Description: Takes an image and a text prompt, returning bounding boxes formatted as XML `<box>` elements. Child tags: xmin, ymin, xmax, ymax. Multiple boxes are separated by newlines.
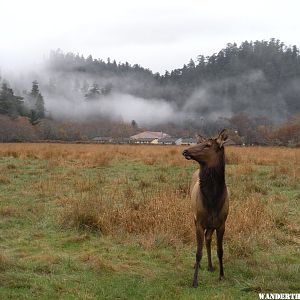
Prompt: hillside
<box><xmin>42</xmin><ymin>38</ymin><xmax>300</xmax><ymax>121</ymax></box>
<box><xmin>1</xmin><ymin>39</ymin><xmax>300</xmax><ymax>143</ymax></box>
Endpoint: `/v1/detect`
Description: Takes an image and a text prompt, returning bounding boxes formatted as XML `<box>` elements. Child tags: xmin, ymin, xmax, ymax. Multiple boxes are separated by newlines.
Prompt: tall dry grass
<box><xmin>59</xmin><ymin>189</ymin><xmax>193</xmax><ymax>243</ymax></box>
<box><xmin>58</xmin><ymin>187</ymin><xmax>285</xmax><ymax>256</ymax></box>
<box><xmin>1</xmin><ymin>143</ymin><xmax>299</xmax><ymax>256</ymax></box>
<box><xmin>226</xmin><ymin>146</ymin><xmax>300</xmax><ymax>165</ymax></box>
<box><xmin>0</xmin><ymin>143</ymin><xmax>299</xmax><ymax>166</ymax></box>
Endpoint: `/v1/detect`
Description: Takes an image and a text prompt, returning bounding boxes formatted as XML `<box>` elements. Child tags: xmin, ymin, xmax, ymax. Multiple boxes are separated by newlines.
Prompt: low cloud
<box><xmin>46</xmin><ymin>93</ymin><xmax>178</xmax><ymax>125</ymax></box>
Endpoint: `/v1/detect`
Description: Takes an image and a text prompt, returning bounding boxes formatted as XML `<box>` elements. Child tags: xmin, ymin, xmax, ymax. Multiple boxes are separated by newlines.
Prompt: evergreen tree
<box><xmin>28</xmin><ymin>109</ymin><xmax>40</xmax><ymax>125</ymax></box>
<box><xmin>30</xmin><ymin>80</ymin><xmax>39</xmax><ymax>97</ymax></box>
<box><xmin>0</xmin><ymin>83</ymin><xmax>11</xmax><ymax>114</ymax></box>
<box><xmin>85</xmin><ymin>83</ymin><xmax>101</xmax><ymax>100</ymax></box>
<box><xmin>28</xmin><ymin>80</ymin><xmax>45</xmax><ymax>119</ymax></box>
<box><xmin>35</xmin><ymin>93</ymin><xmax>45</xmax><ymax>118</ymax></box>
<box><xmin>0</xmin><ymin>82</ymin><xmax>24</xmax><ymax>116</ymax></box>
<box><xmin>131</xmin><ymin>120</ymin><xmax>138</xmax><ymax>128</ymax></box>
<box><xmin>188</xmin><ymin>59</ymin><xmax>196</xmax><ymax>69</ymax></box>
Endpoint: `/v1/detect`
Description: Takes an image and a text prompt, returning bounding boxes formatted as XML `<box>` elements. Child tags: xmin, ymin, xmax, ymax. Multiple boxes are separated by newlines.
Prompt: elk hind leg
<box><xmin>205</xmin><ymin>229</ymin><xmax>214</xmax><ymax>272</ymax></box>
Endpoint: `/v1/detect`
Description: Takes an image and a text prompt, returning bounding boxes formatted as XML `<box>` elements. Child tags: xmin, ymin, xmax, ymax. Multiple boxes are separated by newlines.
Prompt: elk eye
<box><xmin>204</xmin><ymin>144</ymin><xmax>210</xmax><ymax>148</ymax></box>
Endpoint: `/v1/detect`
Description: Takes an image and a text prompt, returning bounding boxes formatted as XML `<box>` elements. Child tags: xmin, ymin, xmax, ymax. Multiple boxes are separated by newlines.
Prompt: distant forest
<box><xmin>45</xmin><ymin>38</ymin><xmax>300</xmax><ymax>116</ymax></box>
<box><xmin>0</xmin><ymin>39</ymin><xmax>300</xmax><ymax>144</ymax></box>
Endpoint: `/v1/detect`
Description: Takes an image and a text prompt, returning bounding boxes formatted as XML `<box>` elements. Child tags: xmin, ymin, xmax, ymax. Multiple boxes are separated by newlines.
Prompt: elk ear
<box><xmin>216</xmin><ymin>129</ymin><xmax>228</xmax><ymax>148</ymax></box>
<box><xmin>195</xmin><ymin>133</ymin><xmax>206</xmax><ymax>144</ymax></box>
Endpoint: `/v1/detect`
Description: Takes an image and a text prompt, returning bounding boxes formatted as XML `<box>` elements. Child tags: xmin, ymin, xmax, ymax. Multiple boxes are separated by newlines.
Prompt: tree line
<box><xmin>0</xmin><ymin>79</ymin><xmax>45</xmax><ymax>125</ymax></box>
<box><xmin>0</xmin><ymin>38</ymin><xmax>299</xmax><ymax>145</ymax></box>
<box><xmin>46</xmin><ymin>38</ymin><xmax>300</xmax><ymax>118</ymax></box>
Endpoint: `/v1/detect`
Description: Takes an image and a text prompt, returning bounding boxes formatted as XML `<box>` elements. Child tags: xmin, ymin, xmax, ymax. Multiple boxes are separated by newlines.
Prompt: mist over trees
<box><xmin>45</xmin><ymin>38</ymin><xmax>300</xmax><ymax>119</ymax></box>
<box><xmin>0</xmin><ymin>39</ymin><xmax>300</xmax><ymax>144</ymax></box>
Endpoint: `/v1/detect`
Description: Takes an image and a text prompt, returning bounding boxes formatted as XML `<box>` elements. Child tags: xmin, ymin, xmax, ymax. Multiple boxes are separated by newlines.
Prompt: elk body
<box><xmin>182</xmin><ymin>129</ymin><xmax>229</xmax><ymax>288</ymax></box>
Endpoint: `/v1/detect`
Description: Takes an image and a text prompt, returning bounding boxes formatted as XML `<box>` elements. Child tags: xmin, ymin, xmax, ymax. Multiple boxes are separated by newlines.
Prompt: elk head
<box><xmin>182</xmin><ymin>129</ymin><xmax>228</xmax><ymax>167</ymax></box>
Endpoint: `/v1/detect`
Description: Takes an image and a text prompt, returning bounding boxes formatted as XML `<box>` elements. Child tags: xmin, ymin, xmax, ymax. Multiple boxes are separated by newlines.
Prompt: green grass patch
<box><xmin>0</xmin><ymin>149</ymin><xmax>299</xmax><ymax>299</ymax></box>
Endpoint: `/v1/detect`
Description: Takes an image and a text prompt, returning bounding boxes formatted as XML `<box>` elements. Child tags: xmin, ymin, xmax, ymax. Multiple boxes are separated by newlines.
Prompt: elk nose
<box><xmin>182</xmin><ymin>150</ymin><xmax>188</xmax><ymax>157</ymax></box>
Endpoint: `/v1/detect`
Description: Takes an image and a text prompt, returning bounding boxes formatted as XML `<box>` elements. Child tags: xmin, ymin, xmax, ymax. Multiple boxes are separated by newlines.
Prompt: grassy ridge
<box><xmin>0</xmin><ymin>144</ymin><xmax>299</xmax><ymax>299</ymax></box>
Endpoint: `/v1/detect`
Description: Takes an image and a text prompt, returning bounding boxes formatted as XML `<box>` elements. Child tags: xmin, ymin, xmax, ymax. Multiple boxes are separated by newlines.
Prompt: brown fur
<box><xmin>182</xmin><ymin>129</ymin><xmax>229</xmax><ymax>287</ymax></box>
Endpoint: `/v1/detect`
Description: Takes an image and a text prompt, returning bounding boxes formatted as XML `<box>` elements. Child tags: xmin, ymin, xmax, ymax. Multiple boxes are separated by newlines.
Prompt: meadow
<box><xmin>0</xmin><ymin>143</ymin><xmax>299</xmax><ymax>299</ymax></box>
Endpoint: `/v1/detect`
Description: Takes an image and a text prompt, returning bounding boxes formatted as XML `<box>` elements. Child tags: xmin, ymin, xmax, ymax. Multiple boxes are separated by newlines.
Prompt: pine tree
<box><xmin>0</xmin><ymin>83</ymin><xmax>10</xmax><ymax>114</ymax></box>
<box><xmin>28</xmin><ymin>109</ymin><xmax>40</xmax><ymax>125</ymax></box>
<box><xmin>131</xmin><ymin>120</ymin><xmax>138</xmax><ymax>128</ymax></box>
<box><xmin>35</xmin><ymin>93</ymin><xmax>45</xmax><ymax>118</ymax></box>
<box><xmin>28</xmin><ymin>80</ymin><xmax>45</xmax><ymax>118</ymax></box>
<box><xmin>85</xmin><ymin>83</ymin><xmax>101</xmax><ymax>100</ymax></box>
<box><xmin>30</xmin><ymin>80</ymin><xmax>39</xmax><ymax>98</ymax></box>
<box><xmin>0</xmin><ymin>82</ymin><xmax>24</xmax><ymax>116</ymax></box>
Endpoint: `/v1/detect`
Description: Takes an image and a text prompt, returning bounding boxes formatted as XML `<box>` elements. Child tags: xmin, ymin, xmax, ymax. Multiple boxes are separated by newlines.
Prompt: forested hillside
<box><xmin>0</xmin><ymin>39</ymin><xmax>300</xmax><ymax>144</ymax></box>
<box><xmin>45</xmin><ymin>38</ymin><xmax>300</xmax><ymax>118</ymax></box>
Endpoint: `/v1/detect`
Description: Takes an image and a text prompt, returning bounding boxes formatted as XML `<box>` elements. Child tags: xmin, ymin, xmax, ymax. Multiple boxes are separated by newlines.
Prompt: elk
<box><xmin>182</xmin><ymin>129</ymin><xmax>229</xmax><ymax>288</ymax></box>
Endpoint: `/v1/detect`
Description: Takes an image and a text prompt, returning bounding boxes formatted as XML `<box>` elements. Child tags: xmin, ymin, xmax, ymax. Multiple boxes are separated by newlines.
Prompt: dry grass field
<box><xmin>0</xmin><ymin>143</ymin><xmax>299</xmax><ymax>299</ymax></box>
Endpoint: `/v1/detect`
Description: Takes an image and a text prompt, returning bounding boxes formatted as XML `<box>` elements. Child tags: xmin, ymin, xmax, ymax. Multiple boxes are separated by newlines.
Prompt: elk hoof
<box><xmin>192</xmin><ymin>281</ymin><xmax>198</xmax><ymax>288</ymax></box>
<box><xmin>219</xmin><ymin>275</ymin><xmax>225</xmax><ymax>281</ymax></box>
<box><xmin>207</xmin><ymin>266</ymin><xmax>215</xmax><ymax>272</ymax></box>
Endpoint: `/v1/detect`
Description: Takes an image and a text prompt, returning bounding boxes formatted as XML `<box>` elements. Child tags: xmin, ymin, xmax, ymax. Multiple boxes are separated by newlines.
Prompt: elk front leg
<box><xmin>205</xmin><ymin>229</ymin><xmax>214</xmax><ymax>272</ymax></box>
<box><xmin>216</xmin><ymin>225</ymin><xmax>225</xmax><ymax>280</ymax></box>
<box><xmin>193</xmin><ymin>224</ymin><xmax>204</xmax><ymax>288</ymax></box>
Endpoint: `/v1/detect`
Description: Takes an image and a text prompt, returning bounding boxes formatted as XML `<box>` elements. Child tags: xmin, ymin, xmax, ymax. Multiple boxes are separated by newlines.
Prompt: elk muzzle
<box><xmin>182</xmin><ymin>149</ymin><xmax>192</xmax><ymax>160</ymax></box>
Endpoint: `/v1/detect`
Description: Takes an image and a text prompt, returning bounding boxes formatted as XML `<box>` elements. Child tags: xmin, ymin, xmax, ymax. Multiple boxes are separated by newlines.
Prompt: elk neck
<box><xmin>199</xmin><ymin>151</ymin><xmax>226</xmax><ymax>212</ymax></box>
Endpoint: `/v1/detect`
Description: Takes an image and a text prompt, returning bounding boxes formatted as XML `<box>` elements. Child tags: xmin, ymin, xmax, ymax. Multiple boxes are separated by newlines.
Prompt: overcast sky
<box><xmin>1</xmin><ymin>0</ymin><xmax>300</xmax><ymax>73</ymax></box>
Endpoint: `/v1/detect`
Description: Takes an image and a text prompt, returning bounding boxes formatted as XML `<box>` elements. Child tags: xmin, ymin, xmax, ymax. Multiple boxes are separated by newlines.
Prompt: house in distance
<box><xmin>130</xmin><ymin>131</ymin><xmax>170</xmax><ymax>144</ymax></box>
<box><xmin>92</xmin><ymin>131</ymin><xmax>198</xmax><ymax>145</ymax></box>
